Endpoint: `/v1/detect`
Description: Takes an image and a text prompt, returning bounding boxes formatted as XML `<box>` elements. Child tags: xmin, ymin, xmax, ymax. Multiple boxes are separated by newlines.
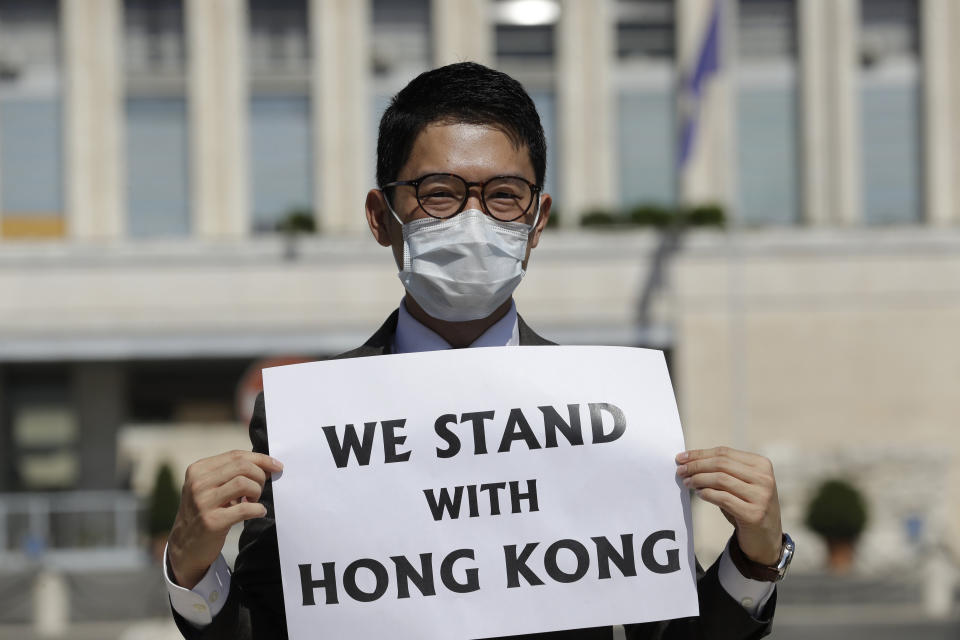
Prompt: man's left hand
<box><xmin>676</xmin><ymin>446</ymin><xmax>783</xmax><ymax>566</ymax></box>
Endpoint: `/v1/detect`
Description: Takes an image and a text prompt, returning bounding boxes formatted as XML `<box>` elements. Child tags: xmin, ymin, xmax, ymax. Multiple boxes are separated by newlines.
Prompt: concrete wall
<box><xmin>672</xmin><ymin>230</ymin><xmax>960</xmax><ymax>566</ymax></box>
<box><xmin>0</xmin><ymin>230</ymin><xmax>664</xmax><ymax>360</ymax></box>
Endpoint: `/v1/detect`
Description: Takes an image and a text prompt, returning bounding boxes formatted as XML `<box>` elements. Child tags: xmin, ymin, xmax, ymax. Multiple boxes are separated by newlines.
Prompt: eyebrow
<box><xmin>398</xmin><ymin>170</ymin><xmax>536</xmax><ymax>183</ymax></box>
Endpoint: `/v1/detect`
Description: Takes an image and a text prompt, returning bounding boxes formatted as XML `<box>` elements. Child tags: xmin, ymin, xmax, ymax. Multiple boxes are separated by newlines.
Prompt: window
<box><xmin>615</xmin><ymin>0</ymin><xmax>675</xmax><ymax>208</ymax></box>
<box><xmin>0</xmin><ymin>0</ymin><xmax>64</xmax><ymax>239</ymax></box>
<box><xmin>736</xmin><ymin>0</ymin><xmax>799</xmax><ymax>225</ymax></box>
<box><xmin>369</xmin><ymin>0</ymin><xmax>432</xmax><ymax>188</ymax></box>
<box><xmin>494</xmin><ymin>0</ymin><xmax>559</xmax><ymax>202</ymax></box>
<box><xmin>249</xmin><ymin>0</ymin><xmax>313</xmax><ymax>233</ymax></box>
<box><xmin>3</xmin><ymin>367</ymin><xmax>77</xmax><ymax>491</ymax></box>
<box><xmin>860</xmin><ymin>0</ymin><xmax>921</xmax><ymax>225</ymax></box>
<box><xmin>124</xmin><ymin>0</ymin><xmax>190</xmax><ymax>237</ymax></box>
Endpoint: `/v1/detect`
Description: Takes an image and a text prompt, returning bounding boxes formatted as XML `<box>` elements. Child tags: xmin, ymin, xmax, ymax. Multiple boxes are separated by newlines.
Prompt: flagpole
<box><xmin>721</xmin><ymin>0</ymin><xmax>748</xmax><ymax>451</ymax></box>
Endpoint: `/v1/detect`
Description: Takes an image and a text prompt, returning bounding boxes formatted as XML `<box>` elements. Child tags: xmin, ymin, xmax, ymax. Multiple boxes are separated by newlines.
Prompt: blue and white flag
<box><xmin>677</xmin><ymin>0</ymin><xmax>721</xmax><ymax>170</ymax></box>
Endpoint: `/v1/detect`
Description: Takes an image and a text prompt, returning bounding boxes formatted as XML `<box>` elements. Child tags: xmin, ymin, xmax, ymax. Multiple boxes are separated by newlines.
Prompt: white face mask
<box><xmin>394</xmin><ymin>206</ymin><xmax>539</xmax><ymax>322</ymax></box>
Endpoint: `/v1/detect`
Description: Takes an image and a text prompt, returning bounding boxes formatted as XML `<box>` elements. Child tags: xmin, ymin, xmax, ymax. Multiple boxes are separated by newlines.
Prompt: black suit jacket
<box><xmin>172</xmin><ymin>310</ymin><xmax>775</xmax><ymax>639</ymax></box>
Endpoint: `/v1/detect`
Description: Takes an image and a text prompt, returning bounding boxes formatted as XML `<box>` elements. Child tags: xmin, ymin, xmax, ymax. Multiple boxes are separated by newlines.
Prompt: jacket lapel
<box><xmin>334</xmin><ymin>309</ymin><xmax>399</xmax><ymax>359</ymax></box>
<box><xmin>517</xmin><ymin>314</ymin><xmax>555</xmax><ymax>346</ymax></box>
<box><xmin>335</xmin><ymin>307</ymin><xmax>554</xmax><ymax>360</ymax></box>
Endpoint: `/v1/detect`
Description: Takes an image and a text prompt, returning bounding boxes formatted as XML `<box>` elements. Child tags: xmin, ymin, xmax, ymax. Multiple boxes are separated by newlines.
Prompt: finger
<box><xmin>677</xmin><ymin>456</ymin><xmax>772</xmax><ymax>487</ymax></box>
<box><xmin>201</xmin><ymin>458</ymin><xmax>269</xmax><ymax>493</ymax></box>
<box><xmin>695</xmin><ymin>488</ymin><xmax>765</xmax><ymax>526</ymax></box>
<box><xmin>204</xmin><ymin>501</ymin><xmax>269</xmax><ymax>532</ymax></box>
<box><xmin>223</xmin><ymin>501</ymin><xmax>270</xmax><ymax>525</ymax></box>
<box><xmin>189</xmin><ymin>450</ymin><xmax>283</xmax><ymax>476</ymax></box>
<box><xmin>185</xmin><ymin>451</ymin><xmax>283</xmax><ymax>491</ymax></box>
<box><xmin>203</xmin><ymin>476</ymin><xmax>264</xmax><ymax>510</ymax></box>
<box><xmin>682</xmin><ymin>472</ymin><xmax>767</xmax><ymax>505</ymax></box>
<box><xmin>677</xmin><ymin>446</ymin><xmax>768</xmax><ymax>469</ymax></box>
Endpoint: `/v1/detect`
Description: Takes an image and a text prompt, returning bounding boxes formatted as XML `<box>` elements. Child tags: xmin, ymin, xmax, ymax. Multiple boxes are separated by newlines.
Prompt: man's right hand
<box><xmin>167</xmin><ymin>450</ymin><xmax>284</xmax><ymax>589</ymax></box>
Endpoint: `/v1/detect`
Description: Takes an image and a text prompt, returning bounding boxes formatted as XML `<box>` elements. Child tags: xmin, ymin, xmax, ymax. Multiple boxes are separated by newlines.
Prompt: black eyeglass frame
<box><xmin>381</xmin><ymin>172</ymin><xmax>542</xmax><ymax>222</ymax></box>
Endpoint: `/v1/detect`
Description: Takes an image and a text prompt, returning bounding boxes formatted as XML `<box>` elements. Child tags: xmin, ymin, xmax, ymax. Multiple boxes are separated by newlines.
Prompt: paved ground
<box><xmin>771</xmin><ymin>604</ymin><xmax>960</xmax><ymax>639</ymax></box>
<box><xmin>772</xmin><ymin>620</ymin><xmax>960</xmax><ymax>640</ymax></box>
<box><xmin>2</xmin><ymin>609</ymin><xmax>959</xmax><ymax>640</ymax></box>
<box><xmin>0</xmin><ymin>619</ymin><xmax>180</xmax><ymax>640</ymax></box>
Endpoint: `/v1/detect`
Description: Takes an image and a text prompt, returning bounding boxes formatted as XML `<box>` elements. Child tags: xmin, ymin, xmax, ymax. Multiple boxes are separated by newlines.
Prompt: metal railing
<box><xmin>0</xmin><ymin>491</ymin><xmax>147</xmax><ymax>571</ymax></box>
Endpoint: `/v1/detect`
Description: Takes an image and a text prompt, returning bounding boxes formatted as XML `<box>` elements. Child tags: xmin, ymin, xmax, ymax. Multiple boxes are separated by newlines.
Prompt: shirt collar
<box><xmin>393</xmin><ymin>298</ymin><xmax>520</xmax><ymax>354</ymax></box>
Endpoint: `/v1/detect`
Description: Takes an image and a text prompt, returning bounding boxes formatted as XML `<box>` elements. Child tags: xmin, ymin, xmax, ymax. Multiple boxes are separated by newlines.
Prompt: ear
<box><xmin>365</xmin><ymin>189</ymin><xmax>395</xmax><ymax>248</ymax></box>
<box><xmin>528</xmin><ymin>193</ymin><xmax>552</xmax><ymax>249</ymax></box>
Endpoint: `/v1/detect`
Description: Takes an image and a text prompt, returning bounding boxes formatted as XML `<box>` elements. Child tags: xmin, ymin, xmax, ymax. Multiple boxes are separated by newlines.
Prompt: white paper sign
<box><xmin>263</xmin><ymin>346</ymin><xmax>698</xmax><ymax>640</ymax></box>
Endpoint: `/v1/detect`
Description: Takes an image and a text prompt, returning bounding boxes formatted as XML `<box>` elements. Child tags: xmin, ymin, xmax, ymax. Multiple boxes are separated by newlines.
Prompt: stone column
<box><xmin>798</xmin><ymin>0</ymin><xmax>861</xmax><ymax>226</ymax></box>
<box><xmin>73</xmin><ymin>363</ymin><xmax>125</xmax><ymax>489</ymax></box>
<box><xmin>0</xmin><ymin>370</ymin><xmax>8</xmax><ymax>492</ymax></box>
<box><xmin>310</xmin><ymin>0</ymin><xmax>370</xmax><ymax>234</ymax></box>
<box><xmin>557</xmin><ymin>0</ymin><xmax>616</xmax><ymax>224</ymax></box>
<box><xmin>0</xmin><ymin>11</ymin><xmax>4</xmax><ymax>237</ymax></box>
<box><xmin>432</xmin><ymin>0</ymin><xmax>493</xmax><ymax>66</ymax></box>
<box><xmin>952</xmin><ymin>1</ymin><xmax>960</xmax><ymax>226</ymax></box>
<box><xmin>61</xmin><ymin>0</ymin><xmax>124</xmax><ymax>240</ymax></box>
<box><xmin>186</xmin><ymin>0</ymin><xmax>249</xmax><ymax>237</ymax></box>
<box><xmin>33</xmin><ymin>571</ymin><xmax>69</xmax><ymax>637</ymax></box>
<box><xmin>921</xmin><ymin>0</ymin><xmax>960</xmax><ymax>226</ymax></box>
<box><xmin>676</xmin><ymin>0</ymin><xmax>734</xmax><ymax>208</ymax></box>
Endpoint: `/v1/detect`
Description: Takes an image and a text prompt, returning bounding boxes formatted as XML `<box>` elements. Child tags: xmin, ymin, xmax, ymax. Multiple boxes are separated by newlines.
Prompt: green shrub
<box><xmin>148</xmin><ymin>463</ymin><xmax>180</xmax><ymax>537</ymax></box>
<box><xmin>275</xmin><ymin>208</ymin><xmax>317</xmax><ymax>233</ymax></box>
<box><xmin>579</xmin><ymin>208</ymin><xmax>621</xmax><ymax>227</ymax></box>
<box><xmin>684</xmin><ymin>204</ymin><xmax>725</xmax><ymax>227</ymax></box>
<box><xmin>627</xmin><ymin>204</ymin><xmax>673</xmax><ymax>228</ymax></box>
<box><xmin>805</xmin><ymin>478</ymin><xmax>868</xmax><ymax>541</ymax></box>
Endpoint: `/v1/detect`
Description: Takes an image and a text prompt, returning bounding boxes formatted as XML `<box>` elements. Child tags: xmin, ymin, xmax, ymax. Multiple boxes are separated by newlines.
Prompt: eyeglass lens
<box><xmin>417</xmin><ymin>174</ymin><xmax>533</xmax><ymax>221</ymax></box>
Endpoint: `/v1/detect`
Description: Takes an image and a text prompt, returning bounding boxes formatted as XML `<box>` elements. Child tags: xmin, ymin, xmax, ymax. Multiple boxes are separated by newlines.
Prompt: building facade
<box><xmin>1</xmin><ymin>0</ymin><xmax>959</xmax><ymax>574</ymax></box>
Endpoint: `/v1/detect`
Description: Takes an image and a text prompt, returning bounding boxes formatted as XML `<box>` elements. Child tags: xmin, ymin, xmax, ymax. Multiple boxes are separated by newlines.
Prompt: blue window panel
<box><xmin>528</xmin><ymin>90</ymin><xmax>558</xmax><ymax>205</ymax></box>
<box><xmin>0</xmin><ymin>98</ymin><xmax>63</xmax><ymax>215</ymax></box>
<box><xmin>617</xmin><ymin>89</ymin><xmax>675</xmax><ymax>207</ymax></box>
<box><xmin>861</xmin><ymin>81</ymin><xmax>921</xmax><ymax>224</ymax></box>
<box><xmin>737</xmin><ymin>85</ymin><xmax>799</xmax><ymax>225</ymax></box>
<box><xmin>250</xmin><ymin>95</ymin><xmax>313</xmax><ymax>232</ymax></box>
<box><xmin>126</xmin><ymin>97</ymin><xmax>190</xmax><ymax>236</ymax></box>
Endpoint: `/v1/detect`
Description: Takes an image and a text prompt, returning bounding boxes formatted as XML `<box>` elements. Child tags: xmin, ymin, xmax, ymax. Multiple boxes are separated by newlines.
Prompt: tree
<box><xmin>805</xmin><ymin>478</ymin><xmax>868</xmax><ymax>572</ymax></box>
<box><xmin>148</xmin><ymin>463</ymin><xmax>179</xmax><ymax>538</ymax></box>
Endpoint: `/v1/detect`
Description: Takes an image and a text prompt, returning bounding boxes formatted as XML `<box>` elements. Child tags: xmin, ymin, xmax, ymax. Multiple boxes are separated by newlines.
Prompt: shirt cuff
<box><xmin>163</xmin><ymin>543</ymin><xmax>232</xmax><ymax>627</ymax></box>
<box><xmin>717</xmin><ymin>541</ymin><xmax>776</xmax><ymax>617</ymax></box>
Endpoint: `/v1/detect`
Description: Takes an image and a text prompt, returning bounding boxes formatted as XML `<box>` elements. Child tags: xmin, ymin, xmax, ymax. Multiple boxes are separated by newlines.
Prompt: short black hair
<box><xmin>376</xmin><ymin>62</ymin><xmax>547</xmax><ymax>188</ymax></box>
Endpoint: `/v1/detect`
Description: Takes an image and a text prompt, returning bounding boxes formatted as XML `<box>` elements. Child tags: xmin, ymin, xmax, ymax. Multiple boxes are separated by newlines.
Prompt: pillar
<box><xmin>310</xmin><ymin>0</ymin><xmax>370</xmax><ymax>233</ymax></box>
<box><xmin>432</xmin><ymin>0</ymin><xmax>493</xmax><ymax>66</ymax></box>
<box><xmin>33</xmin><ymin>571</ymin><xmax>69</xmax><ymax>637</ymax></box>
<box><xmin>0</xmin><ymin>368</ymin><xmax>8</xmax><ymax>492</ymax></box>
<box><xmin>62</xmin><ymin>0</ymin><xmax>124</xmax><ymax>240</ymax></box>
<box><xmin>557</xmin><ymin>0</ymin><xmax>616</xmax><ymax>223</ymax></box>
<box><xmin>73</xmin><ymin>363</ymin><xmax>125</xmax><ymax>489</ymax></box>
<box><xmin>186</xmin><ymin>0</ymin><xmax>249</xmax><ymax>237</ymax></box>
<box><xmin>921</xmin><ymin>0</ymin><xmax>960</xmax><ymax>226</ymax></box>
<box><xmin>798</xmin><ymin>0</ymin><xmax>861</xmax><ymax>226</ymax></box>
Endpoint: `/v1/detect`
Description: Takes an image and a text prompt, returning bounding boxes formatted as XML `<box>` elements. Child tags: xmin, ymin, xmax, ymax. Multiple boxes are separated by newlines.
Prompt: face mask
<box><xmin>396</xmin><ymin>207</ymin><xmax>539</xmax><ymax>322</ymax></box>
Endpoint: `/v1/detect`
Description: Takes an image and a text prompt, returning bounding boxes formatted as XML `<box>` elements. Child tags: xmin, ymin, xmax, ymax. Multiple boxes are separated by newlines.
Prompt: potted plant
<box><xmin>804</xmin><ymin>478</ymin><xmax>868</xmax><ymax>573</ymax></box>
<box><xmin>148</xmin><ymin>463</ymin><xmax>180</xmax><ymax>563</ymax></box>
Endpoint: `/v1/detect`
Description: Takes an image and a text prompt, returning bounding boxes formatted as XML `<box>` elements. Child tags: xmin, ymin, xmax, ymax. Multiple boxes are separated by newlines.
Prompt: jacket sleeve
<box><xmin>625</xmin><ymin>556</ymin><xmax>776</xmax><ymax>640</ymax></box>
<box><xmin>170</xmin><ymin>392</ymin><xmax>286</xmax><ymax>640</ymax></box>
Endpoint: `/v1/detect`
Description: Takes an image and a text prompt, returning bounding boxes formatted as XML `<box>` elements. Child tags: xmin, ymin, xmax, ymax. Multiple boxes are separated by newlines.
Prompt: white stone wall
<box><xmin>0</xmin><ymin>229</ymin><xmax>664</xmax><ymax>359</ymax></box>
<box><xmin>672</xmin><ymin>229</ymin><xmax>960</xmax><ymax>565</ymax></box>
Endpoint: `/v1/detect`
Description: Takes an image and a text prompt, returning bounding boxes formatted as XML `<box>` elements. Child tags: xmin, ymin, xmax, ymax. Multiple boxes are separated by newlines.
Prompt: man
<box><xmin>165</xmin><ymin>62</ymin><xmax>790</xmax><ymax>639</ymax></box>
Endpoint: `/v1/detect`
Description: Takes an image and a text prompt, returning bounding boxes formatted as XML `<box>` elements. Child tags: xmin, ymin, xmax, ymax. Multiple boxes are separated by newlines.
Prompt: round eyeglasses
<box><xmin>381</xmin><ymin>173</ymin><xmax>541</xmax><ymax>222</ymax></box>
